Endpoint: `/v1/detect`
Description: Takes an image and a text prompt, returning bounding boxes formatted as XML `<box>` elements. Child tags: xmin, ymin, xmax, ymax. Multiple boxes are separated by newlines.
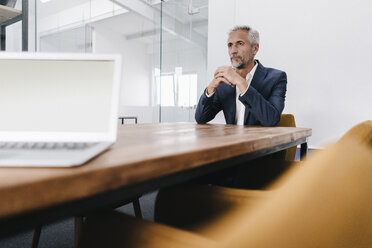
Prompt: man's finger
<box><xmin>215</xmin><ymin>66</ymin><xmax>230</xmax><ymax>75</ymax></box>
<box><xmin>219</xmin><ymin>77</ymin><xmax>233</xmax><ymax>86</ymax></box>
<box><xmin>214</xmin><ymin>72</ymin><xmax>225</xmax><ymax>78</ymax></box>
<box><xmin>214</xmin><ymin>68</ymin><xmax>225</xmax><ymax>77</ymax></box>
<box><xmin>215</xmin><ymin>76</ymin><xmax>226</xmax><ymax>83</ymax></box>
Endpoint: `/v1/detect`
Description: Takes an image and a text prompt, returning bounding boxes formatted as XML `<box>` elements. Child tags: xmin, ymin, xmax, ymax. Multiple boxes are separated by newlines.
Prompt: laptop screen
<box><xmin>0</xmin><ymin>54</ymin><xmax>121</xmax><ymax>142</ymax></box>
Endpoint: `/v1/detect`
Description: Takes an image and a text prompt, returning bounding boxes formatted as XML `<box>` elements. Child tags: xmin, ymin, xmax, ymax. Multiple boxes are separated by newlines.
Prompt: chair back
<box><xmin>275</xmin><ymin>114</ymin><xmax>297</xmax><ymax>161</ymax></box>
<box><xmin>220</xmin><ymin>121</ymin><xmax>372</xmax><ymax>248</ymax></box>
<box><xmin>338</xmin><ymin>120</ymin><xmax>372</xmax><ymax>145</ymax></box>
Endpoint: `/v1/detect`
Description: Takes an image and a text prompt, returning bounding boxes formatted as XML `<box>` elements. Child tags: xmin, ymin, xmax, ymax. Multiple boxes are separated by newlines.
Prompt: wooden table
<box><xmin>0</xmin><ymin>123</ymin><xmax>311</xmax><ymax>237</ymax></box>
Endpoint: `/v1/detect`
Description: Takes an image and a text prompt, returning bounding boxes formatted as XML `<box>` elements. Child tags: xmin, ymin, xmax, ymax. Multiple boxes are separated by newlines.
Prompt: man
<box><xmin>195</xmin><ymin>25</ymin><xmax>287</xmax><ymax>126</ymax></box>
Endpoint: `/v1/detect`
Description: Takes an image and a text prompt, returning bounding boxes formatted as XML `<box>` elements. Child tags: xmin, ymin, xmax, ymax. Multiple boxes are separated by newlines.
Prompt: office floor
<box><xmin>0</xmin><ymin>192</ymin><xmax>158</xmax><ymax>248</ymax></box>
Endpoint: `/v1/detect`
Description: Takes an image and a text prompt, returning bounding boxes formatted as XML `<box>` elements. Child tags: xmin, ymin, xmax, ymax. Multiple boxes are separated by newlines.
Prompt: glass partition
<box><xmin>158</xmin><ymin>0</ymin><xmax>208</xmax><ymax>122</ymax></box>
<box><xmin>36</xmin><ymin>0</ymin><xmax>161</xmax><ymax>123</ymax></box>
<box><xmin>2</xmin><ymin>0</ymin><xmax>208</xmax><ymax>124</ymax></box>
<box><xmin>39</xmin><ymin>25</ymin><xmax>93</xmax><ymax>52</ymax></box>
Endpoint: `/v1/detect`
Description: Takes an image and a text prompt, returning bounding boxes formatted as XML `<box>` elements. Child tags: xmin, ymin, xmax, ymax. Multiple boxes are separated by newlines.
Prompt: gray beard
<box><xmin>231</xmin><ymin>55</ymin><xmax>252</xmax><ymax>69</ymax></box>
<box><xmin>233</xmin><ymin>63</ymin><xmax>246</xmax><ymax>69</ymax></box>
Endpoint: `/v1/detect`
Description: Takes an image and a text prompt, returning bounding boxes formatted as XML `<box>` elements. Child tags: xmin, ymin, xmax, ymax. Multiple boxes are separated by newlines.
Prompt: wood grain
<box><xmin>0</xmin><ymin>5</ymin><xmax>21</xmax><ymax>24</ymax></box>
<box><xmin>0</xmin><ymin>123</ymin><xmax>311</xmax><ymax>219</ymax></box>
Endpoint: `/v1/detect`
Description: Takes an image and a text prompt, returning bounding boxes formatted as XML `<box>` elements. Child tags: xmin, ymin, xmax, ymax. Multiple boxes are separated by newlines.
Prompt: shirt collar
<box><xmin>246</xmin><ymin>60</ymin><xmax>258</xmax><ymax>81</ymax></box>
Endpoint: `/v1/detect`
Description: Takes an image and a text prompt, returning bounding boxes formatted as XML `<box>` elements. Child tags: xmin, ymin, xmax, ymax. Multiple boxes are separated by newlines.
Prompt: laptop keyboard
<box><xmin>0</xmin><ymin>142</ymin><xmax>98</xmax><ymax>150</ymax></box>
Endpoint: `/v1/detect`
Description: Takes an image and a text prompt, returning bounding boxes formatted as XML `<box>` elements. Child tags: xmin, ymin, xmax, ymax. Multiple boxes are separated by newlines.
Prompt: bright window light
<box><xmin>178</xmin><ymin>74</ymin><xmax>197</xmax><ymax>108</ymax></box>
<box><xmin>155</xmin><ymin>68</ymin><xmax>198</xmax><ymax>108</ymax></box>
<box><xmin>159</xmin><ymin>75</ymin><xmax>175</xmax><ymax>107</ymax></box>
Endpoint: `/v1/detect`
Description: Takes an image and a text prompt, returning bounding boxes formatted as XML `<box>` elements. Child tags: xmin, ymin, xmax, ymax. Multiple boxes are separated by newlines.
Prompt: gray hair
<box><xmin>229</xmin><ymin>25</ymin><xmax>260</xmax><ymax>46</ymax></box>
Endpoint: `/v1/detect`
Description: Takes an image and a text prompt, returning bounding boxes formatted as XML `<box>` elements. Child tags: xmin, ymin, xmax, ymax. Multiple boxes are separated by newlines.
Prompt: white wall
<box><xmin>209</xmin><ymin>0</ymin><xmax>372</xmax><ymax>146</ymax></box>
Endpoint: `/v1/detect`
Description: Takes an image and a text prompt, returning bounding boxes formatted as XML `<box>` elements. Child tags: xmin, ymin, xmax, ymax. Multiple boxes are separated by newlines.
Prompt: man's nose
<box><xmin>230</xmin><ymin>44</ymin><xmax>238</xmax><ymax>53</ymax></box>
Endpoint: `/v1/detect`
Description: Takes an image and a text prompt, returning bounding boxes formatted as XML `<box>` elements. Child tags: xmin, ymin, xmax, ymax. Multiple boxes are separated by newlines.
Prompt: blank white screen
<box><xmin>0</xmin><ymin>59</ymin><xmax>115</xmax><ymax>134</ymax></box>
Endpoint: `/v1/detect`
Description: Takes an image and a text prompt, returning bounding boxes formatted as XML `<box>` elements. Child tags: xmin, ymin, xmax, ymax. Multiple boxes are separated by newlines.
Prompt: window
<box><xmin>178</xmin><ymin>74</ymin><xmax>197</xmax><ymax>108</ymax></box>
<box><xmin>154</xmin><ymin>68</ymin><xmax>197</xmax><ymax>108</ymax></box>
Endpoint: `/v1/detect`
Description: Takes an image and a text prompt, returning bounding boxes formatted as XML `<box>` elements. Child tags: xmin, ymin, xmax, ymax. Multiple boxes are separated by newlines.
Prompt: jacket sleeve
<box><xmin>238</xmin><ymin>72</ymin><xmax>287</xmax><ymax>126</ymax></box>
<box><xmin>195</xmin><ymin>89</ymin><xmax>223</xmax><ymax>124</ymax></box>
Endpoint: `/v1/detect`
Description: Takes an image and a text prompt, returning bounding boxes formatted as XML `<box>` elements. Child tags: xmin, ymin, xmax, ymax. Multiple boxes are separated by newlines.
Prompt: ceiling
<box><xmin>37</xmin><ymin>0</ymin><xmax>208</xmax><ymax>46</ymax></box>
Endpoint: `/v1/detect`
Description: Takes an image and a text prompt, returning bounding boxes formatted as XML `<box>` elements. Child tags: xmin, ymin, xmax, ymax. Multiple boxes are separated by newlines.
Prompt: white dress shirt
<box><xmin>235</xmin><ymin>62</ymin><xmax>258</xmax><ymax>125</ymax></box>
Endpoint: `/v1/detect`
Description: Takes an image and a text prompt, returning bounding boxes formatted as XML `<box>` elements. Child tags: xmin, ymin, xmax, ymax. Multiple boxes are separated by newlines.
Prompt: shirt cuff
<box><xmin>239</xmin><ymin>84</ymin><xmax>250</xmax><ymax>97</ymax></box>
<box><xmin>205</xmin><ymin>88</ymin><xmax>215</xmax><ymax>98</ymax></box>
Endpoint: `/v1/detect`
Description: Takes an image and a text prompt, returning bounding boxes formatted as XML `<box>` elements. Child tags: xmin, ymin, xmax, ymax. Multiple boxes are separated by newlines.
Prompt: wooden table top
<box><xmin>0</xmin><ymin>123</ymin><xmax>311</xmax><ymax>221</ymax></box>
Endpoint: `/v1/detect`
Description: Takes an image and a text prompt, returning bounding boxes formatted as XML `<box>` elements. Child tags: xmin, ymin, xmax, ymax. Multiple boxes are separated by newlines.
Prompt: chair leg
<box><xmin>75</xmin><ymin>216</ymin><xmax>84</xmax><ymax>248</ymax></box>
<box><xmin>31</xmin><ymin>225</ymin><xmax>42</xmax><ymax>248</ymax></box>
<box><xmin>132</xmin><ymin>198</ymin><xmax>142</xmax><ymax>219</ymax></box>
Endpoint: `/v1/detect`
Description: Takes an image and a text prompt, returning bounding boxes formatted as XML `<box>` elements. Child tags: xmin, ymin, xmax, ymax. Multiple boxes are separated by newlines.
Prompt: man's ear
<box><xmin>253</xmin><ymin>44</ymin><xmax>259</xmax><ymax>55</ymax></box>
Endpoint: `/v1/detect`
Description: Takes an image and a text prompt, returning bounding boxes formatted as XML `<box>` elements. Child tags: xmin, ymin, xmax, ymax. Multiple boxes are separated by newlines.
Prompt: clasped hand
<box><xmin>207</xmin><ymin>66</ymin><xmax>247</xmax><ymax>95</ymax></box>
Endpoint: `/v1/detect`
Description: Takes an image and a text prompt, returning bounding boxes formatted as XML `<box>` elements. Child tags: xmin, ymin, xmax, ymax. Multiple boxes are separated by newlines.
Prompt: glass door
<box><xmin>158</xmin><ymin>0</ymin><xmax>208</xmax><ymax>122</ymax></box>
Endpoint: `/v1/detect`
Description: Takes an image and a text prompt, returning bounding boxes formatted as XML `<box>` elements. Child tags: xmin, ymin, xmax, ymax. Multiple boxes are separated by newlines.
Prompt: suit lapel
<box><xmin>250</xmin><ymin>60</ymin><xmax>266</xmax><ymax>88</ymax></box>
<box><xmin>220</xmin><ymin>84</ymin><xmax>236</xmax><ymax>124</ymax></box>
<box><xmin>228</xmin><ymin>86</ymin><xmax>237</xmax><ymax>124</ymax></box>
<box><xmin>244</xmin><ymin>60</ymin><xmax>267</xmax><ymax>124</ymax></box>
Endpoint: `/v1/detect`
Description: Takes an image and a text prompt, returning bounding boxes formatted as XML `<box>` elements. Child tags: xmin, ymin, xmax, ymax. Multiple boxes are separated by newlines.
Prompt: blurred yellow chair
<box><xmin>79</xmin><ymin>121</ymin><xmax>372</xmax><ymax>248</ymax></box>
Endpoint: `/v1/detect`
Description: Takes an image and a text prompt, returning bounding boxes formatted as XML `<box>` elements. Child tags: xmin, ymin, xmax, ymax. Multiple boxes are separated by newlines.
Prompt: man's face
<box><xmin>227</xmin><ymin>30</ymin><xmax>257</xmax><ymax>69</ymax></box>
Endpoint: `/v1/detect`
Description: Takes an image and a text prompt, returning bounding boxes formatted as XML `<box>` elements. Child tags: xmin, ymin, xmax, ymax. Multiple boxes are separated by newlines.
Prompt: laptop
<box><xmin>0</xmin><ymin>53</ymin><xmax>122</xmax><ymax>167</ymax></box>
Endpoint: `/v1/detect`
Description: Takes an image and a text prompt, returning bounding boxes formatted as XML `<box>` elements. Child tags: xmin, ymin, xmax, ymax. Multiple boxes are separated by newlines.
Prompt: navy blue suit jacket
<box><xmin>195</xmin><ymin>61</ymin><xmax>287</xmax><ymax>126</ymax></box>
